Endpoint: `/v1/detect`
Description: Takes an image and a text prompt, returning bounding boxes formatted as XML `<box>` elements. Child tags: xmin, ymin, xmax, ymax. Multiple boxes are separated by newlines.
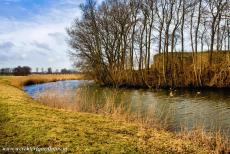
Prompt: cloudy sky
<box><xmin>0</xmin><ymin>0</ymin><xmax>101</xmax><ymax>71</ymax></box>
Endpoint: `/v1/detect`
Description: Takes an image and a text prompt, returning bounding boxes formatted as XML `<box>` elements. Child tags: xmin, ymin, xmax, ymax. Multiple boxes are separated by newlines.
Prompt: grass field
<box><xmin>0</xmin><ymin>75</ymin><xmax>223</xmax><ymax>153</ymax></box>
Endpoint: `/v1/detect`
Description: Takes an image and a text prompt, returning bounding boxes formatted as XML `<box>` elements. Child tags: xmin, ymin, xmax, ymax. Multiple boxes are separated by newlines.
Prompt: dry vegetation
<box><xmin>151</xmin><ymin>51</ymin><xmax>230</xmax><ymax>88</ymax></box>
<box><xmin>1</xmin><ymin>74</ymin><xmax>85</xmax><ymax>88</ymax></box>
<box><xmin>0</xmin><ymin>75</ymin><xmax>229</xmax><ymax>153</ymax></box>
<box><xmin>35</xmin><ymin>86</ymin><xmax>230</xmax><ymax>153</ymax></box>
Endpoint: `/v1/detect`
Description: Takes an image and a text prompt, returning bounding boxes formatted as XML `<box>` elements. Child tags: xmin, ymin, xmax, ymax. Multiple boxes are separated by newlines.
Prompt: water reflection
<box><xmin>24</xmin><ymin>80</ymin><xmax>230</xmax><ymax>137</ymax></box>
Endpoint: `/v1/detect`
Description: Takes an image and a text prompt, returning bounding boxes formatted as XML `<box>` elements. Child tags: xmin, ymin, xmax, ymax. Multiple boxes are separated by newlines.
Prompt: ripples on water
<box><xmin>24</xmin><ymin>80</ymin><xmax>230</xmax><ymax>137</ymax></box>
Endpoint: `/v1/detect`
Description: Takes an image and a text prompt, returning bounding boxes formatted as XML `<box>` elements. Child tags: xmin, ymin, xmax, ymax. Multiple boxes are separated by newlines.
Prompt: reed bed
<box><xmin>179</xmin><ymin>125</ymin><xmax>230</xmax><ymax>153</ymax></box>
<box><xmin>36</xmin><ymin>87</ymin><xmax>171</xmax><ymax>130</ymax></box>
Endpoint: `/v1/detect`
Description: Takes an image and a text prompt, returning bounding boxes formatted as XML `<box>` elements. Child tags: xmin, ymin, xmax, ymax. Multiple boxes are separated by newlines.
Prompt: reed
<box><xmin>3</xmin><ymin>74</ymin><xmax>85</xmax><ymax>88</ymax></box>
<box><xmin>35</xmin><ymin>88</ymin><xmax>230</xmax><ymax>153</ymax></box>
<box><xmin>36</xmin><ymin>88</ymin><xmax>168</xmax><ymax>130</ymax></box>
<box><xmin>179</xmin><ymin>124</ymin><xmax>230</xmax><ymax>153</ymax></box>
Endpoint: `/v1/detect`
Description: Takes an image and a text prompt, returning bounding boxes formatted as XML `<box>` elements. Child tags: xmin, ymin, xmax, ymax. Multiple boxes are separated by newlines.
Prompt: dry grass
<box><xmin>35</xmin><ymin>87</ymin><xmax>230</xmax><ymax>153</ymax></box>
<box><xmin>1</xmin><ymin>75</ymin><xmax>229</xmax><ymax>153</ymax></box>
<box><xmin>179</xmin><ymin>125</ymin><xmax>230</xmax><ymax>153</ymax></box>
<box><xmin>36</xmin><ymin>88</ymin><xmax>166</xmax><ymax>129</ymax></box>
<box><xmin>0</xmin><ymin>74</ymin><xmax>85</xmax><ymax>88</ymax></box>
<box><xmin>0</xmin><ymin>75</ymin><xmax>220</xmax><ymax>153</ymax></box>
<box><xmin>151</xmin><ymin>51</ymin><xmax>230</xmax><ymax>88</ymax></box>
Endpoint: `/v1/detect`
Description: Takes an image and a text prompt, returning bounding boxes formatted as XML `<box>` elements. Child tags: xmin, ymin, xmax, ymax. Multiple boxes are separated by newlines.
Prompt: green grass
<box><xmin>0</xmin><ymin>75</ymin><xmax>214</xmax><ymax>153</ymax></box>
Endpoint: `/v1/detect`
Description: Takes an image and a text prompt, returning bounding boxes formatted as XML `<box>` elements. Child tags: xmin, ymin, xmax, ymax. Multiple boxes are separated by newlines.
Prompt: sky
<box><xmin>0</xmin><ymin>0</ymin><xmax>102</xmax><ymax>72</ymax></box>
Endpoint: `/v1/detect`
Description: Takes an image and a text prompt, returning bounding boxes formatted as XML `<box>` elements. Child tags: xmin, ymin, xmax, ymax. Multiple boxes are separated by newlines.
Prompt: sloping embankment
<box><xmin>0</xmin><ymin>75</ymin><xmax>217</xmax><ymax>153</ymax></box>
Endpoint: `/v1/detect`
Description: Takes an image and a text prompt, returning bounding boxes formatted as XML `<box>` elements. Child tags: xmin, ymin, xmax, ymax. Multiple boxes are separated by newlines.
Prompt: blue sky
<box><xmin>0</xmin><ymin>0</ymin><xmax>102</xmax><ymax>71</ymax></box>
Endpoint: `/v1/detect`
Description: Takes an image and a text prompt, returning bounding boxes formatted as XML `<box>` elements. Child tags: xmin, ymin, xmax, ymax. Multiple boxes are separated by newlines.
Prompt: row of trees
<box><xmin>35</xmin><ymin>67</ymin><xmax>77</xmax><ymax>74</ymax></box>
<box><xmin>68</xmin><ymin>0</ymin><xmax>230</xmax><ymax>88</ymax></box>
<box><xmin>0</xmin><ymin>67</ymin><xmax>75</xmax><ymax>76</ymax></box>
<box><xmin>0</xmin><ymin>68</ymin><xmax>12</xmax><ymax>75</ymax></box>
<box><xmin>0</xmin><ymin>66</ymin><xmax>31</xmax><ymax>76</ymax></box>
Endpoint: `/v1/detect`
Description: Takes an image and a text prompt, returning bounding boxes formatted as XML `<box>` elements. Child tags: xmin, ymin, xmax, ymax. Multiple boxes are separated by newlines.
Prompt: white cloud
<box><xmin>0</xmin><ymin>0</ymin><xmax>86</xmax><ymax>71</ymax></box>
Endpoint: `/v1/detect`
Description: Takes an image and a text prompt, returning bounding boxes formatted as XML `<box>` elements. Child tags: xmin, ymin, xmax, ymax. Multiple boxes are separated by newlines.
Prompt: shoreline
<box><xmin>99</xmin><ymin>82</ymin><xmax>230</xmax><ymax>91</ymax></box>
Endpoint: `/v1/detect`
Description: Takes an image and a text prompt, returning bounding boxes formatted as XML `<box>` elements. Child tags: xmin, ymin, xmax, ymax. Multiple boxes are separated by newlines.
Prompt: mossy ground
<box><xmin>0</xmin><ymin>75</ymin><xmax>213</xmax><ymax>153</ymax></box>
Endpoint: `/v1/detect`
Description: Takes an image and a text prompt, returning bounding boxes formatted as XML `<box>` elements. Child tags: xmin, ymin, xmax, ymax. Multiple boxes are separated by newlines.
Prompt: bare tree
<box><xmin>67</xmin><ymin>0</ymin><xmax>230</xmax><ymax>88</ymax></box>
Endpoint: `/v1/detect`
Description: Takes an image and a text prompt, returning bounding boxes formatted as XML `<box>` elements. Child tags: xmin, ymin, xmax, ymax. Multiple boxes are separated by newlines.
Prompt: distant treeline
<box><xmin>68</xmin><ymin>0</ymin><xmax>230</xmax><ymax>88</ymax></box>
<box><xmin>0</xmin><ymin>66</ymin><xmax>31</xmax><ymax>76</ymax></box>
<box><xmin>34</xmin><ymin>67</ymin><xmax>78</xmax><ymax>74</ymax></box>
<box><xmin>0</xmin><ymin>66</ymin><xmax>77</xmax><ymax>76</ymax></box>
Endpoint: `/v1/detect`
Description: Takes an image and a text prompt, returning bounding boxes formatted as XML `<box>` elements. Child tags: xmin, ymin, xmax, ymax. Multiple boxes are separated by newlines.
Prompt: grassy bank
<box><xmin>0</xmin><ymin>75</ymin><xmax>226</xmax><ymax>153</ymax></box>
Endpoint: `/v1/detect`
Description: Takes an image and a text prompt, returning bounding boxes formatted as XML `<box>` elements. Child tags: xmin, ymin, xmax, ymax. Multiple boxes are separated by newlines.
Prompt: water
<box><xmin>24</xmin><ymin>80</ymin><xmax>91</xmax><ymax>98</ymax></box>
<box><xmin>24</xmin><ymin>80</ymin><xmax>230</xmax><ymax>136</ymax></box>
